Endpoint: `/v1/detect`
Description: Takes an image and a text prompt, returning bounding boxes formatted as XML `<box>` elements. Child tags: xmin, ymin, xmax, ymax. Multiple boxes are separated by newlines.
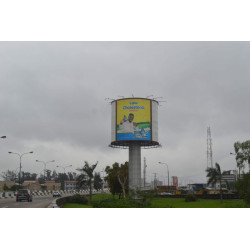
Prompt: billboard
<box><xmin>116</xmin><ymin>98</ymin><xmax>151</xmax><ymax>141</ymax></box>
<box><xmin>172</xmin><ymin>176</ymin><xmax>178</xmax><ymax>187</ymax></box>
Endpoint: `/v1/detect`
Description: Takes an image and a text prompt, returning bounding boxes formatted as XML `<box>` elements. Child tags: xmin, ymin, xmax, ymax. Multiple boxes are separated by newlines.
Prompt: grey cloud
<box><xmin>1</xmin><ymin>42</ymin><xmax>250</xmax><ymax>182</ymax></box>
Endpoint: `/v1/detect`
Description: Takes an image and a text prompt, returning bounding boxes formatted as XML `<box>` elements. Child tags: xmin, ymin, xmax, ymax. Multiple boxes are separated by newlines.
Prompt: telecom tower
<box><xmin>143</xmin><ymin>157</ymin><xmax>147</xmax><ymax>187</ymax></box>
<box><xmin>207</xmin><ymin>126</ymin><xmax>213</xmax><ymax>170</ymax></box>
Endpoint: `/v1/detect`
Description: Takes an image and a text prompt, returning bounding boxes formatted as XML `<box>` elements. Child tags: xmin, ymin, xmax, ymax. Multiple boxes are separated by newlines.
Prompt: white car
<box><xmin>53</xmin><ymin>191</ymin><xmax>61</xmax><ymax>197</ymax></box>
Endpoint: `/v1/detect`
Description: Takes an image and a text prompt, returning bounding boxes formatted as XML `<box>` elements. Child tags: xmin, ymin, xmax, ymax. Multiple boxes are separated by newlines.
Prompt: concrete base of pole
<box><xmin>129</xmin><ymin>143</ymin><xmax>141</xmax><ymax>190</ymax></box>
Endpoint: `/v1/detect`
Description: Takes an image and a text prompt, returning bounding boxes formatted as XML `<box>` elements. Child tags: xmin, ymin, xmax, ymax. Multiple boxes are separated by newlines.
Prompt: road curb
<box><xmin>47</xmin><ymin>198</ymin><xmax>59</xmax><ymax>208</ymax></box>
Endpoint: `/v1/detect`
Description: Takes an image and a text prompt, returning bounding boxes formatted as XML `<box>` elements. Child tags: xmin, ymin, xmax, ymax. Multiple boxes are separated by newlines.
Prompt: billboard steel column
<box><xmin>129</xmin><ymin>143</ymin><xmax>141</xmax><ymax>190</ymax></box>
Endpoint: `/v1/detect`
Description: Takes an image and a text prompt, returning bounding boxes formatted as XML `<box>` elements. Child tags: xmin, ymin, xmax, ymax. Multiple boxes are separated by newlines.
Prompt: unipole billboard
<box><xmin>110</xmin><ymin>97</ymin><xmax>160</xmax><ymax>190</ymax></box>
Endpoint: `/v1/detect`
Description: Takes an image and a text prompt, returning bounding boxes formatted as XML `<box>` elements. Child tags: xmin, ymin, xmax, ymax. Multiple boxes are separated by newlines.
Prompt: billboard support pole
<box><xmin>129</xmin><ymin>142</ymin><xmax>141</xmax><ymax>190</ymax></box>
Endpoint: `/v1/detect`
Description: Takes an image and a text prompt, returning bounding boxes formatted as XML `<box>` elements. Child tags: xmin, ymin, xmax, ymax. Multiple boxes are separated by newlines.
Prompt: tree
<box><xmin>94</xmin><ymin>172</ymin><xmax>103</xmax><ymax>191</ymax></box>
<box><xmin>3</xmin><ymin>184</ymin><xmax>9</xmax><ymax>191</ymax></box>
<box><xmin>105</xmin><ymin>163</ymin><xmax>122</xmax><ymax>197</ymax></box>
<box><xmin>68</xmin><ymin>172</ymin><xmax>73</xmax><ymax>181</ymax></box>
<box><xmin>105</xmin><ymin>162</ymin><xmax>128</xmax><ymax>198</ymax></box>
<box><xmin>38</xmin><ymin>175</ymin><xmax>45</xmax><ymax>184</ymax></box>
<box><xmin>117</xmin><ymin>162</ymin><xmax>128</xmax><ymax>199</ymax></box>
<box><xmin>23</xmin><ymin>172</ymin><xmax>37</xmax><ymax>181</ymax></box>
<box><xmin>1</xmin><ymin>170</ymin><xmax>17</xmax><ymax>181</ymax></box>
<box><xmin>234</xmin><ymin>140</ymin><xmax>250</xmax><ymax>175</ymax></box>
<box><xmin>235</xmin><ymin>173</ymin><xmax>250</xmax><ymax>204</ymax></box>
<box><xmin>46</xmin><ymin>170</ymin><xmax>52</xmax><ymax>181</ymax></box>
<box><xmin>206</xmin><ymin>162</ymin><xmax>223</xmax><ymax>204</ymax></box>
<box><xmin>77</xmin><ymin>161</ymin><xmax>98</xmax><ymax>203</ymax></box>
<box><xmin>51</xmin><ymin>170</ymin><xmax>58</xmax><ymax>181</ymax></box>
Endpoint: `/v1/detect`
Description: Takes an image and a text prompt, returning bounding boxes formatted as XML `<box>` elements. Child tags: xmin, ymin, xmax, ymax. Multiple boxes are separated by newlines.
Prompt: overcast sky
<box><xmin>0</xmin><ymin>42</ymin><xmax>249</xmax><ymax>184</ymax></box>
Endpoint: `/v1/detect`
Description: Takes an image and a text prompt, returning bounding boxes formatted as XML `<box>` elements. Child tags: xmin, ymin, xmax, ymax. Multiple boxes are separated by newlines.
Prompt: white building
<box><xmin>64</xmin><ymin>181</ymin><xmax>77</xmax><ymax>191</ymax></box>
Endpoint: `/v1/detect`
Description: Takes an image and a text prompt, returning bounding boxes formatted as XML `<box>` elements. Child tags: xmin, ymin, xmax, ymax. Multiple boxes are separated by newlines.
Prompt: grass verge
<box><xmin>62</xmin><ymin>194</ymin><xmax>247</xmax><ymax>208</ymax></box>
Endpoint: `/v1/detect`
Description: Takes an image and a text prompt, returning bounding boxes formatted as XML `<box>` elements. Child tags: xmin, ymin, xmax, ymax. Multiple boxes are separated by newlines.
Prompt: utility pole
<box><xmin>143</xmin><ymin>157</ymin><xmax>147</xmax><ymax>188</ymax></box>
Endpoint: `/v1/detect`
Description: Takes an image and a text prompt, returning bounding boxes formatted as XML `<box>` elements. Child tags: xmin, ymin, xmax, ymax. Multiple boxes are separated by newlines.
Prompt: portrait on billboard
<box><xmin>116</xmin><ymin>99</ymin><xmax>151</xmax><ymax>141</ymax></box>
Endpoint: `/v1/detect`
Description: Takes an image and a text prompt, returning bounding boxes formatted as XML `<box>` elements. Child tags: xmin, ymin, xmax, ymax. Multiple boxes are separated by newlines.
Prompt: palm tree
<box><xmin>206</xmin><ymin>162</ymin><xmax>223</xmax><ymax>204</ymax></box>
<box><xmin>77</xmin><ymin>161</ymin><xmax>98</xmax><ymax>203</ymax></box>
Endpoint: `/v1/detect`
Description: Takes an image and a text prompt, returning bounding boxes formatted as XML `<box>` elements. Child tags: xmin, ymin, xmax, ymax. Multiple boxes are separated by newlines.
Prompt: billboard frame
<box><xmin>110</xmin><ymin>97</ymin><xmax>160</xmax><ymax>148</ymax></box>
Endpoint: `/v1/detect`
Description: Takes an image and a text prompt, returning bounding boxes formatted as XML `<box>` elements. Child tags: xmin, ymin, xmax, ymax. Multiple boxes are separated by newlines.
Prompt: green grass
<box><xmin>61</xmin><ymin>193</ymin><xmax>247</xmax><ymax>208</ymax></box>
<box><xmin>150</xmin><ymin>198</ymin><xmax>247</xmax><ymax>208</ymax></box>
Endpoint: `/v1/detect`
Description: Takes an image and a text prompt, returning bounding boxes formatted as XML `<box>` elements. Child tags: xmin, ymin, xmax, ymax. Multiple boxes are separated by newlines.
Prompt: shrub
<box><xmin>185</xmin><ymin>194</ymin><xmax>197</xmax><ymax>202</ymax></box>
<box><xmin>56</xmin><ymin>194</ymin><xmax>88</xmax><ymax>207</ymax></box>
<box><xmin>70</xmin><ymin>194</ymin><xmax>88</xmax><ymax>204</ymax></box>
<box><xmin>56</xmin><ymin>196</ymin><xmax>71</xmax><ymax>207</ymax></box>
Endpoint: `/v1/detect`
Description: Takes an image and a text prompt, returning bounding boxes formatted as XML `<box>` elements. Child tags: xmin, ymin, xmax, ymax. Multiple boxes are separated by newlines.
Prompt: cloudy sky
<box><xmin>0</xmin><ymin>42</ymin><xmax>249</xmax><ymax>184</ymax></box>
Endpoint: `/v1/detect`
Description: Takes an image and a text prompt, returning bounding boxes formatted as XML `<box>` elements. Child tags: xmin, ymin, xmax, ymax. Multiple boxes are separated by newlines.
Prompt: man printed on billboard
<box><xmin>119</xmin><ymin>113</ymin><xmax>138</xmax><ymax>133</ymax></box>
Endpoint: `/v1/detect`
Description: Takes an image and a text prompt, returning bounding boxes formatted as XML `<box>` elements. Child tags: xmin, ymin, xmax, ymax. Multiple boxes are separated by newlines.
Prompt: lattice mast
<box><xmin>207</xmin><ymin>126</ymin><xmax>213</xmax><ymax>170</ymax></box>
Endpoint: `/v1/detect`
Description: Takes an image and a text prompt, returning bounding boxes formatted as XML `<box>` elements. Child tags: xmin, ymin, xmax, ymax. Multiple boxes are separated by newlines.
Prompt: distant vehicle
<box><xmin>160</xmin><ymin>192</ymin><xmax>172</xmax><ymax>196</ymax></box>
<box><xmin>53</xmin><ymin>191</ymin><xmax>61</xmax><ymax>198</ymax></box>
<box><xmin>16</xmin><ymin>189</ymin><xmax>33</xmax><ymax>202</ymax></box>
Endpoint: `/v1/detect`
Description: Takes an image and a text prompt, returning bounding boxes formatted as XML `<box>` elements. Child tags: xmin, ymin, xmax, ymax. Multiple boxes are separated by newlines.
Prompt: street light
<box><xmin>36</xmin><ymin>160</ymin><xmax>55</xmax><ymax>189</ymax></box>
<box><xmin>56</xmin><ymin>165</ymin><xmax>72</xmax><ymax>191</ymax></box>
<box><xmin>158</xmin><ymin>162</ymin><xmax>170</xmax><ymax>192</ymax></box>
<box><xmin>1</xmin><ymin>136</ymin><xmax>6</xmax><ymax>139</ymax></box>
<box><xmin>8</xmin><ymin>151</ymin><xmax>33</xmax><ymax>185</ymax></box>
<box><xmin>56</xmin><ymin>165</ymin><xmax>72</xmax><ymax>174</ymax></box>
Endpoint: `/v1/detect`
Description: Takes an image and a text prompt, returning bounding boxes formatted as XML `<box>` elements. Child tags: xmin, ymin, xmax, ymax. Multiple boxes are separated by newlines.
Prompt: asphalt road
<box><xmin>0</xmin><ymin>195</ymin><xmax>59</xmax><ymax>208</ymax></box>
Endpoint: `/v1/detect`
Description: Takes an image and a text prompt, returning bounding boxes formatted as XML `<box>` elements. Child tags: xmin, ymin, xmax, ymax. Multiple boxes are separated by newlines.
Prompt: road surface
<box><xmin>0</xmin><ymin>195</ymin><xmax>60</xmax><ymax>208</ymax></box>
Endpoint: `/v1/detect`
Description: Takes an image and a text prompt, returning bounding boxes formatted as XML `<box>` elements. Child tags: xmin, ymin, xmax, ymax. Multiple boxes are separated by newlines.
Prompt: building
<box><xmin>220</xmin><ymin>170</ymin><xmax>237</xmax><ymax>190</ymax></box>
<box><xmin>22</xmin><ymin>181</ymin><xmax>61</xmax><ymax>191</ymax></box>
<box><xmin>44</xmin><ymin>181</ymin><xmax>61</xmax><ymax>191</ymax></box>
<box><xmin>157</xmin><ymin>185</ymin><xmax>177</xmax><ymax>192</ymax></box>
<box><xmin>64</xmin><ymin>181</ymin><xmax>77</xmax><ymax>191</ymax></box>
<box><xmin>23</xmin><ymin>181</ymin><xmax>42</xmax><ymax>191</ymax></box>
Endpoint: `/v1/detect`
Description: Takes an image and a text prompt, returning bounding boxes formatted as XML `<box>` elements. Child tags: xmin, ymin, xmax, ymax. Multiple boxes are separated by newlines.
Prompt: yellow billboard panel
<box><xmin>116</xmin><ymin>98</ymin><xmax>151</xmax><ymax>141</ymax></box>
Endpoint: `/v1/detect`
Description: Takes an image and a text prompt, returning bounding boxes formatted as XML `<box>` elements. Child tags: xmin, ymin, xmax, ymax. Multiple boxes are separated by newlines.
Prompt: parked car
<box><xmin>16</xmin><ymin>189</ymin><xmax>33</xmax><ymax>202</ymax></box>
<box><xmin>53</xmin><ymin>191</ymin><xmax>61</xmax><ymax>198</ymax></box>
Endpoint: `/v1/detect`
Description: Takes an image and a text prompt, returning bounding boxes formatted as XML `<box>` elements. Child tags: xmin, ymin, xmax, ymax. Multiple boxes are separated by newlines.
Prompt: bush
<box><xmin>56</xmin><ymin>194</ymin><xmax>88</xmax><ymax>207</ymax></box>
<box><xmin>185</xmin><ymin>194</ymin><xmax>198</xmax><ymax>202</ymax></box>
<box><xmin>56</xmin><ymin>196</ymin><xmax>71</xmax><ymax>207</ymax></box>
<box><xmin>70</xmin><ymin>194</ymin><xmax>88</xmax><ymax>204</ymax></box>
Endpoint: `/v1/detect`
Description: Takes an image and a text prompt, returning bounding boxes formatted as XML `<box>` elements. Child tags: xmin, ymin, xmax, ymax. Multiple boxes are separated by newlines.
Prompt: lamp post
<box><xmin>36</xmin><ymin>160</ymin><xmax>55</xmax><ymax>190</ymax></box>
<box><xmin>1</xmin><ymin>136</ymin><xmax>7</xmax><ymax>139</ymax></box>
<box><xmin>56</xmin><ymin>165</ymin><xmax>72</xmax><ymax>190</ymax></box>
<box><xmin>158</xmin><ymin>162</ymin><xmax>170</xmax><ymax>192</ymax></box>
<box><xmin>8</xmin><ymin>151</ymin><xmax>33</xmax><ymax>186</ymax></box>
